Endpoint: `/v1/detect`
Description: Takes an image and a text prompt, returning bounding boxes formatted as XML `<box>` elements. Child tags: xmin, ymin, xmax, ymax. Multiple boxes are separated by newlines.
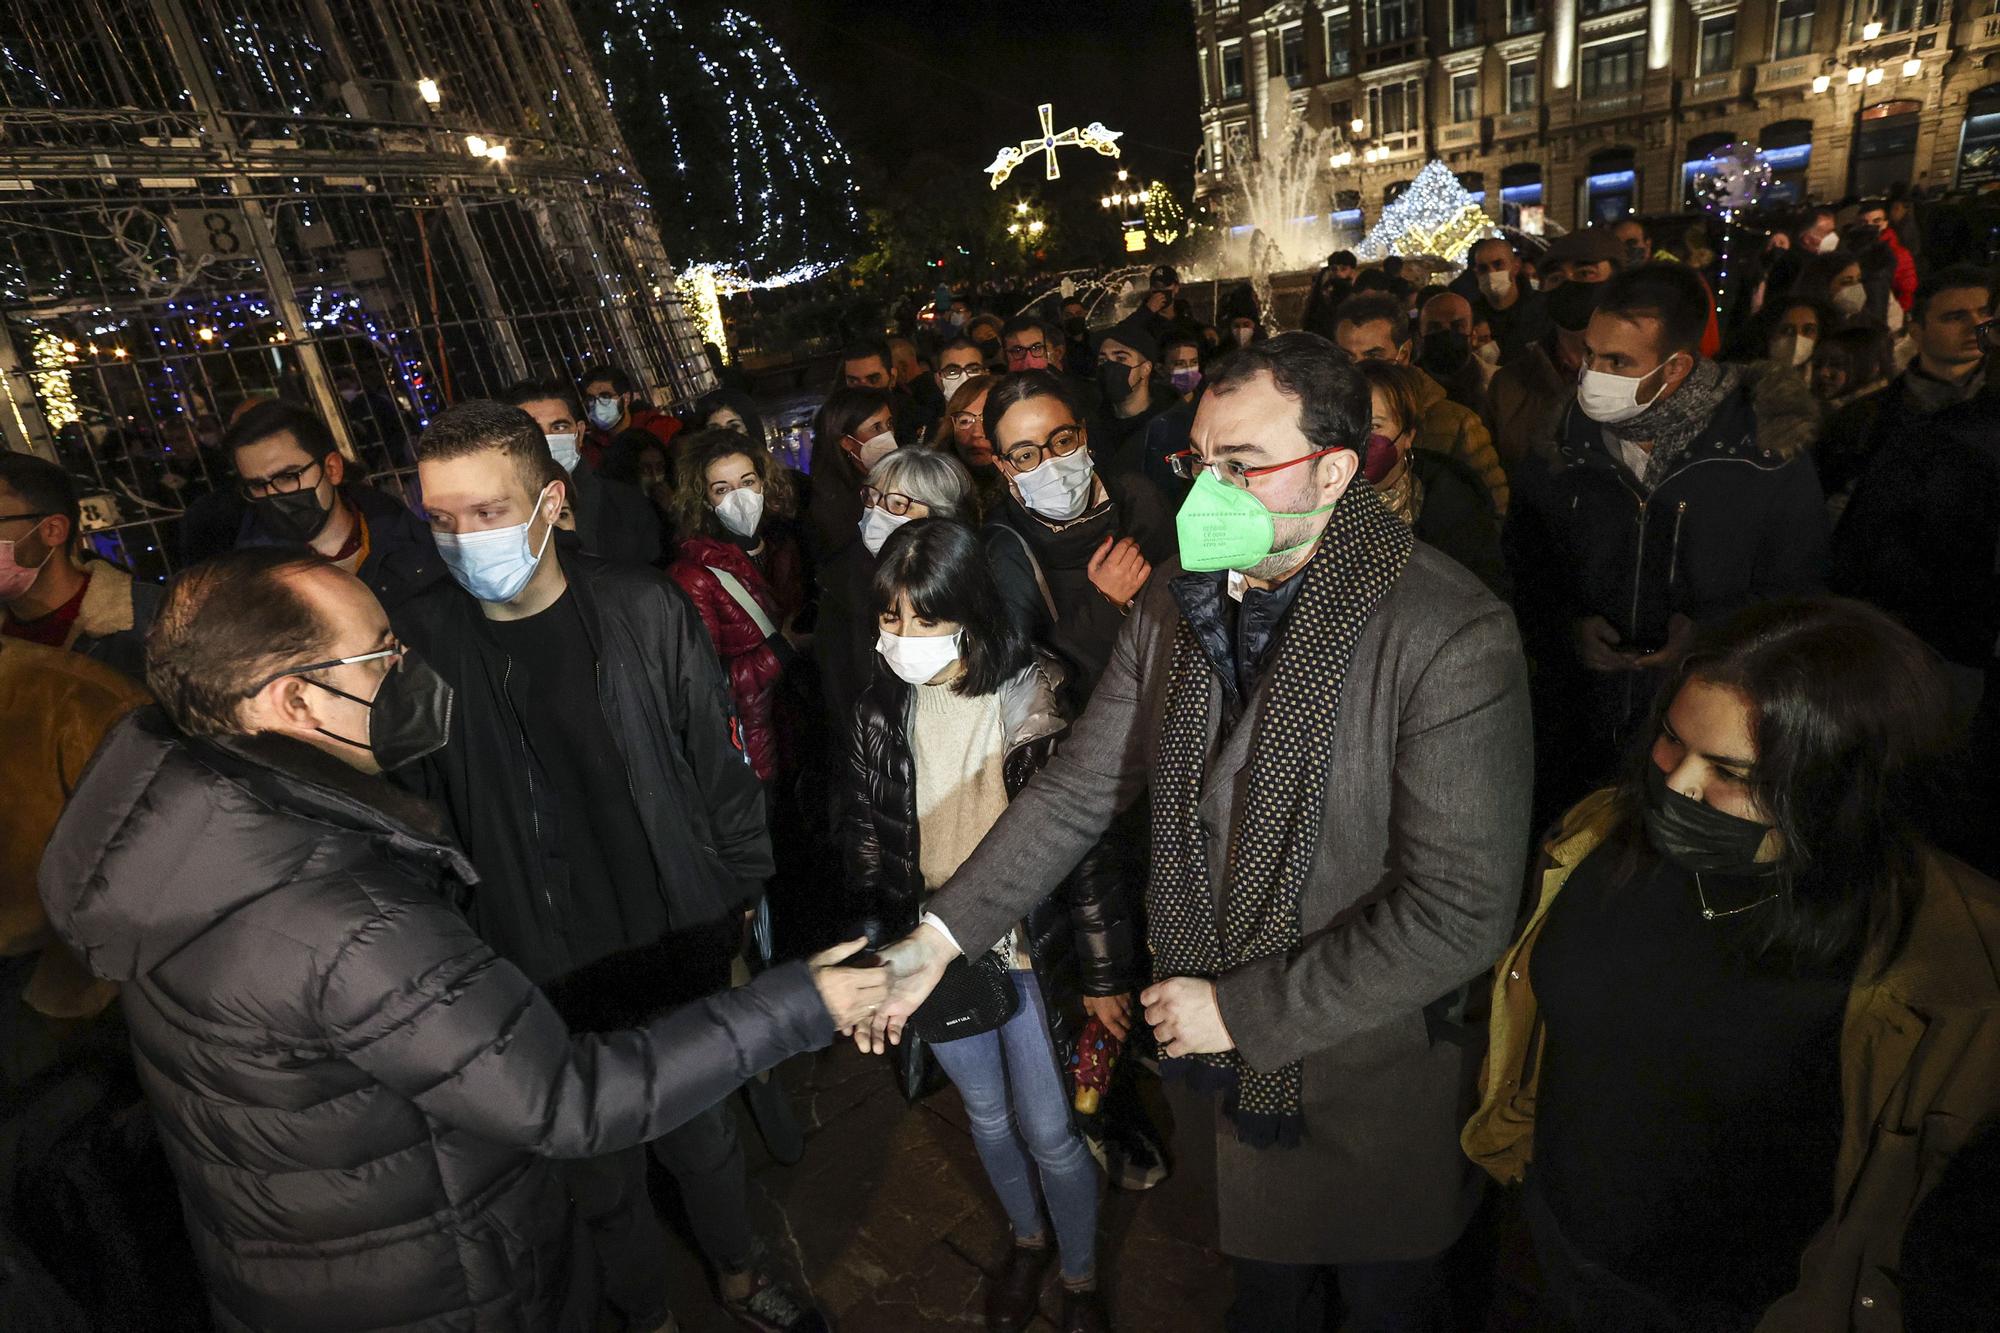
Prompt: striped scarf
<box><xmin>1148</xmin><ymin>482</ymin><xmax>1413</xmax><ymax>1146</ymax></box>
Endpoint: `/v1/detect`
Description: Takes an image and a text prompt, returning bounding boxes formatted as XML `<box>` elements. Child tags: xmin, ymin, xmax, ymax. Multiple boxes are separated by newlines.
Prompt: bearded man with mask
<box><xmin>1511</xmin><ymin>263</ymin><xmax>1826</xmax><ymax>809</ymax></box>
<box><xmin>224</xmin><ymin>400</ymin><xmax>445</xmax><ymax>612</ymax></box>
<box><xmin>1089</xmin><ymin>315</ymin><xmax>1179</xmax><ymax>480</ymax></box>
<box><xmin>862</xmin><ymin>333</ymin><xmax>1533</xmax><ymax>1333</ymax></box>
<box><xmin>36</xmin><ymin>545</ymin><xmax>881</xmax><ymax>1332</ymax></box>
<box><xmin>982</xmin><ymin>371</ymin><xmax>1173</xmax><ymax>694</ymax></box>
<box><xmin>391</xmin><ymin>401</ymin><xmax>831</xmax><ymax>1333</ymax></box>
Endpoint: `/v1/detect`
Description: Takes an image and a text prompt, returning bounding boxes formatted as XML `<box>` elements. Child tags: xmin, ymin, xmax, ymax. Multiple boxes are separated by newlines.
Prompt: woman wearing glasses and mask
<box><xmin>815</xmin><ymin>447</ymin><xmax>975</xmax><ymax>739</ymax></box>
<box><xmin>841</xmin><ymin>517</ymin><xmax>1135</xmax><ymax>1333</ymax></box>
<box><xmin>928</xmin><ymin>373</ymin><xmax>1008</xmax><ymax>521</ymax></box>
<box><xmin>1465</xmin><ymin>597</ymin><xmax>2000</xmax><ymax>1332</ymax></box>
<box><xmin>982</xmin><ymin>372</ymin><xmax>1172</xmax><ymax>697</ymax></box>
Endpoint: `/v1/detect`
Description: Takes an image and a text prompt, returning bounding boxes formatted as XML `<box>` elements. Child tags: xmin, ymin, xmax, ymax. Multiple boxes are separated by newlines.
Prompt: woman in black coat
<box><xmin>840</xmin><ymin>518</ymin><xmax>1138</xmax><ymax>1333</ymax></box>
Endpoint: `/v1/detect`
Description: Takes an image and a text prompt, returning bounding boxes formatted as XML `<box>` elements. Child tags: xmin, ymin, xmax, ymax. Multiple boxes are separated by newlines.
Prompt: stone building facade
<box><xmin>1192</xmin><ymin>0</ymin><xmax>2000</xmax><ymax>239</ymax></box>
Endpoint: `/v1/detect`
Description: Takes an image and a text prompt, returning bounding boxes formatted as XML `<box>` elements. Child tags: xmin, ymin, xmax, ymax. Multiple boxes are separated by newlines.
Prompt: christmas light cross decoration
<box><xmin>984</xmin><ymin>103</ymin><xmax>1123</xmax><ymax>189</ymax></box>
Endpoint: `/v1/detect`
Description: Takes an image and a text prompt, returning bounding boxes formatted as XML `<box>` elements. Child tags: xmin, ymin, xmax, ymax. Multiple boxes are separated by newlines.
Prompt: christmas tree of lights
<box><xmin>586</xmin><ymin>2</ymin><xmax>864</xmax><ymax>288</ymax></box>
<box><xmin>1354</xmin><ymin>159</ymin><xmax>1495</xmax><ymax>263</ymax></box>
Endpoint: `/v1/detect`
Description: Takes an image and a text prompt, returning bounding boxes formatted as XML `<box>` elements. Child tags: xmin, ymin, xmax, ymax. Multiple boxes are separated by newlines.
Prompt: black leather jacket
<box><xmin>840</xmin><ymin>655</ymin><xmax>1143</xmax><ymax>1065</ymax></box>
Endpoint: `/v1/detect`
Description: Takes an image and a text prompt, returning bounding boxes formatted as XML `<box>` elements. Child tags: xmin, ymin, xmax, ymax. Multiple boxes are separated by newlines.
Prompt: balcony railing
<box><xmin>1507</xmin><ymin>10</ymin><xmax>1540</xmax><ymax>33</ymax></box>
<box><xmin>1496</xmin><ymin>108</ymin><xmax>1540</xmax><ymax>136</ymax></box>
<box><xmin>1682</xmin><ymin>69</ymin><xmax>1743</xmax><ymax>103</ymax></box>
<box><xmin>1449</xmin><ymin>24</ymin><xmax>1481</xmax><ymax>48</ymax></box>
<box><xmin>1439</xmin><ymin>121</ymin><xmax>1480</xmax><ymax>146</ymax></box>
<box><xmin>1579</xmin><ymin>0</ymin><xmax>1642</xmax><ymax>14</ymax></box>
<box><xmin>1329</xmin><ymin>53</ymin><xmax>1353</xmax><ymax>76</ymax></box>
<box><xmin>1755</xmin><ymin>56</ymin><xmax>1816</xmax><ymax>91</ymax></box>
<box><xmin>1956</xmin><ymin>13</ymin><xmax>2000</xmax><ymax>48</ymax></box>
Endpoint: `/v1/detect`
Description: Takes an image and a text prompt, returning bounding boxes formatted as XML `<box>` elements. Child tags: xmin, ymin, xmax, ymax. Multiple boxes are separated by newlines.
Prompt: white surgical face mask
<box><xmin>849</xmin><ymin>428</ymin><xmax>898</xmax><ymax>473</ymax></box>
<box><xmin>1816</xmin><ymin>232</ymin><xmax>1840</xmax><ymax>255</ymax></box>
<box><xmin>858</xmin><ymin>505</ymin><xmax>910</xmax><ymax>557</ymax></box>
<box><xmin>1012</xmin><ymin>445</ymin><xmax>1096</xmax><ymax>521</ymax></box>
<box><xmin>545</xmin><ymin>432</ymin><xmax>580</xmax><ymax>473</ymax></box>
<box><xmin>1832</xmin><ymin>284</ymin><xmax>1867</xmax><ymax>317</ymax></box>
<box><xmin>1774</xmin><ymin>332</ymin><xmax>1816</xmax><ymax>367</ymax></box>
<box><xmin>1474</xmin><ymin>339</ymin><xmax>1501</xmax><ymax>366</ymax></box>
<box><xmin>714</xmin><ymin>486</ymin><xmax>764</xmax><ymax>537</ymax></box>
<box><xmin>434</xmin><ymin>482</ymin><xmax>558</xmax><ymax>604</ymax></box>
<box><xmin>586</xmin><ymin>395</ymin><xmax>622</xmax><ymax>431</ymax></box>
<box><xmin>1477</xmin><ymin>270</ymin><xmax>1514</xmax><ymax>303</ymax></box>
<box><xmin>876</xmin><ymin>628</ymin><xmax>963</xmax><ymax>686</ymax></box>
<box><xmin>1576</xmin><ymin>360</ymin><xmax>1673</xmax><ymax>425</ymax></box>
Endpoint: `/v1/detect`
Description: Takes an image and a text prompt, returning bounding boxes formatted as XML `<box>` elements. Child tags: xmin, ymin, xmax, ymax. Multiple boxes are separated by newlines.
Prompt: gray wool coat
<box><xmin>927</xmin><ymin>542</ymin><xmax>1534</xmax><ymax>1263</ymax></box>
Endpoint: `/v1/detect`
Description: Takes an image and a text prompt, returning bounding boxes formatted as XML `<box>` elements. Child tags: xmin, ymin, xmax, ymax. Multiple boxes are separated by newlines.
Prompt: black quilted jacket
<box><xmin>840</xmin><ymin>655</ymin><xmax>1144</xmax><ymax>1071</ymax></box>
<box><xmin>37</xmin><ymin>711</ymin><xmax>832</xmax><ymax>1332</ymax></box>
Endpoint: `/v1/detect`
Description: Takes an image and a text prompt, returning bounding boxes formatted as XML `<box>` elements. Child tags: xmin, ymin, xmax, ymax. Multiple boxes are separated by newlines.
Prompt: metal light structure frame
<box><xmin>0</xmin><ymin>0</ymin><xmax>713</xmax><ymax>578</ymax></box>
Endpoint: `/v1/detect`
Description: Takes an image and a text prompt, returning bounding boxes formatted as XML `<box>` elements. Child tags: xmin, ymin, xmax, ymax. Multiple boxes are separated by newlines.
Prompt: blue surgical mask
<box><xmin>586</xmin><ymin>395</ymin><xmax>622</xmax><ymax>431</ymax></box>
<box><xmin>434</xmin><ymin>482</ymin><xmax>558</xmax><ymax>604</ymax></box>
<box><xmin>545</xmin><ymin>432</ymin><xmax>580</xmax><ymax>473</ymax></box>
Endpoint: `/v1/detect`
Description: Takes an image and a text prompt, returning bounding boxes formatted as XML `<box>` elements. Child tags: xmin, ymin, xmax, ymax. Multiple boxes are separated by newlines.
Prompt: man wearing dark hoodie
<box><xmin>35</xmin><ymin>547</ymin><xmax>883</xmax><ymax>1333</ymax></box>
<box><xmin>1090</xmin><ymin>314</ymin><xmax>1180</xmax><ymax>482</ymax></box>
<box><xmin>1510</xmin><ymin>262</ymin><xmax>1826</xmax><ymax>803</ymax></box>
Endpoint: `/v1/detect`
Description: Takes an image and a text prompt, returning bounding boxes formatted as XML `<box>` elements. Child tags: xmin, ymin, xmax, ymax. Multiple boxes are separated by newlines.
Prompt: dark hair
<box><xmin>1382</xmin><ymin>256</ymin><xmax>1404</xmax><ymax>277</ymax></box>
<box><xmin>1328</xmin><ymin>249</ymin><xmax>1357</xmax><ymax>268</ymax></box>
<box><xmin>222</xmin><ymin>399</ymin><xmax>338</xmax><ymax>464</ymax></box>
<box><xmin>838</xmin><ymin>338</ymin><xmax>893</xmax><ymax>376</ymax></box>
<box><xmin>1768</xmin><ymin>295</ymin><xmax>1835</xmax><ymax>341</ymax></box>
<box><xmin>1616</xmin><ymin>597</ymin><xmax>1952</xmax><ymax>974</ymax></box>
<box><xmin>578</xmin><ymin>364</ymin><xmax>633</xmax><ymax>396</ymax></box>
<box><xmin>1161</xmin><ymin>332</ymin><xmax>1203</xmax><ymax>360</ymax></box>
<box><xmin>501</xmin><ymin>375</ymin><xmax>581</xmax><ymax>420</ymax></box>
<box><xmin>0</xmin><ymin>451</ymin><xmax>82</xmax><ymax>552</ymax></box>
<box><xmin>871</xmin><ymin>517</ymin><xmax>1029</xmax><ymax>697</ymax></box>
<box><xmin>1351</xmin><ymin>270</ymin><xmax>1392</xmax><ymax>294</ymax></box>
<box><xmin>147</xmin><ymin>547</ymin><xmax>334</xmax><ymax>738</ymax></box>
<box><xmin>1354</xmin><ymin>359</ymin><xmax>1425</xmax><ymax>438</ymax></box>
<box><xmin>1205</xmin><ymin>332</ymin><xmax>1370</xmax><ymax>457</ymax></box>
<box><xmin>1912</xmin><ymin>263</ymin><xmax>1995</xmax><ymax>324</ymax></box>
<box><xmin>1001</xmin><ymin>315</ymin><xmax>1060</xmax><ymax>347</ymax></box>
<box><xmin>983</xmin><ymin>369</ymin><xmax>1083</xmax><ymax>448</ymax></box>
<box><xmin>810</xmin><ymin>386</ymin><xmax>896</xmax><ymax>486</ymax></box>
<box><xmin>936</xmin><ymin>335</ymin><xmax>984</xmax><ymax>359</ymax></box>
<box><xmin>1856</xmin><ymin>197</ymin><xmax>1889</xmax><ymax>215</ymax></box>
<box><xmin>1332</xmin><ymin>291</ymin><xmax>1410</xmax><ymax>348</ymax></box>
<box><xmin>1592</xmin><ymin>262</ymin><xmax>1711</xmax><ymax>359</ymax></box>
<box><xmin>668</xmin><ymin>425</ymin><xmax>798</xmax><ymax>537</ymax></box>
<box><xmin>1814</xmin><ymin>325</ymin><xmax>1895</xmax><ymax>391</ymax></box>
<box><xmin>415</xmin><ymin>399</ymin><xmax>563</xmax><ymax>496</ymax></box>
<box><xmin>696</xmin><ymin>387</ymin><xmax>766</xmax><ymax>445</ymax></box>
<box><xmin>1792</xmin><ymin>250</ymin><xmax>1865</xmax><ymax>306</ymax></box>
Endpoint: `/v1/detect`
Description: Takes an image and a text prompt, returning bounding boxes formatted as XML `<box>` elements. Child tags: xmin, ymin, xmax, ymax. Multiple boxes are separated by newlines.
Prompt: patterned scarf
<box><xmin>1605</xmin><ymin>359</ymin><xmax>1739</xmax><ymax>491</ymax></box>
<box><xmin>1148</xmin><ymin>482</ymin><xmax>1413</xmax><ymax>1146</ymax></box>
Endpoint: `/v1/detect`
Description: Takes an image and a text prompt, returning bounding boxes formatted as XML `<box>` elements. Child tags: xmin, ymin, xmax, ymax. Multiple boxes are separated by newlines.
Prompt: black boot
<box><xmin>985</xmin><ymin>1240</ymin><xmax>1052</xmax><ymax>1332</ymax></box>
<box><xmin>1060</xmin><ymin>1284</ymin><xmax>1110</xmax><ymax>1333</ymax></box>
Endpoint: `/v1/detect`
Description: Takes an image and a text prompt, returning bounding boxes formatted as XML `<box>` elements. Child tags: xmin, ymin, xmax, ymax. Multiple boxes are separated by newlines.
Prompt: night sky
<box><xmin>762</xmin><ymin>1</ymin><xmax>1202</xmax><ymax>207</ymax></box>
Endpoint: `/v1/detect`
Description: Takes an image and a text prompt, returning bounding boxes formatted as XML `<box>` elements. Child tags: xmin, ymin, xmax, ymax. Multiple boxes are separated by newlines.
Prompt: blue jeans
<box><xmin>929</xmin><ymin>968</ymin><xmax>1101</xmax><ymax>1282</ymax></box>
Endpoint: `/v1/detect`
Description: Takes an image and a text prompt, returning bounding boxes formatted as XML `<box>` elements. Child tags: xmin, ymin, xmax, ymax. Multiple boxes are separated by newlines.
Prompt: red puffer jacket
<box><xmin>669</xmin><ymin>536</ymin><xmax>786</xmax><ymax>781</ymax></box>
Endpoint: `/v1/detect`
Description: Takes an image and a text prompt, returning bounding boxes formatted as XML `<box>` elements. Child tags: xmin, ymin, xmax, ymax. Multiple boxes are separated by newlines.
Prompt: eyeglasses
<box><xmin>239</xmin><ymin>456</ymin><xmax>327</xmax><ymax>500</ymax></box>
<box><xmin>1978</xmin><ymin>318</ymin><xmax>1998</xmax><ymax>352</ymax></box>
<box><xmin>1168</xmin><ymin>445</ymin><xmax>1344</xmax><ymax>485</ymax></box>
<box><xmin>0</xmin><ymin>510</ymin><xmax>52</xmax><ymax>526</ymax></box>
<box><xmin>1000</xmin><ymin>424</ymin><xmax>1086</xmax><ymax>472</ymax></box>
<box><xmin>248</xmin><ymin>640</ymin><xmax>403</xmax><ymax>696</ymax></box>
<box><xmin>860</xmin><ymin>485</ymin><xmax>928</xmax><ymax>517</ymax></box>
<box><xmin>939</xmin><ymin>366</ymin><xmax>982</xmax><ymax>386</ymax></box>
<box><xmin>1004</xmin><ymin>342</ymin><xmax>1050</xmax><ymax>363</ymax></box>
<box><xmin>951</xmin><ymin>412</ymin><xmax>983</xmax><ymax>432</ymax></box>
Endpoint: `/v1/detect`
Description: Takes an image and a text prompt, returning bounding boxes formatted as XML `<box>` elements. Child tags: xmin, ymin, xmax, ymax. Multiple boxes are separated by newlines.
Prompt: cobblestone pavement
<box><xmin>650</xmin><ymin>1043</ymin><xmax>1541</xmax><ymax>1332</ymax></box>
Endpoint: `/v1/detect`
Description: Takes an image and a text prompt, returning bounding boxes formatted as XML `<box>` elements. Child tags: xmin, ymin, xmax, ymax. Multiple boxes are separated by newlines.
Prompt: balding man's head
<box><xmin>1420</xmin><ymin>291</ymin><xmax>1474</xmax><ymax>339</ymax></box>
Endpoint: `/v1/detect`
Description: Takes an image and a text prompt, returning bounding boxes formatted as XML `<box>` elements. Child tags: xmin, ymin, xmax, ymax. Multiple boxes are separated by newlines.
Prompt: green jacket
<box><xmin>1464</xmin><ymin>789</ymin><xmax>2000</xmax><ymax>1331</ymax></box>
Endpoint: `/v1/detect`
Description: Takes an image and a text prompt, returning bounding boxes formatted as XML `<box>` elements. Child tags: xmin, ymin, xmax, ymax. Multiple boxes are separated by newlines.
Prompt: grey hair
<box><xmin>867</xmin><ymin>447</ymin><xmax>974</xmax><ymax>521</ymax></box>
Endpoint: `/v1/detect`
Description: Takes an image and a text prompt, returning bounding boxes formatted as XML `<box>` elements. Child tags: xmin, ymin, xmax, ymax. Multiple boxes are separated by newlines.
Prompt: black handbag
<box><xmin>904</xmin><ymin>949</ymin><xmax>1019</xmax><ymax>1045</ymax></box>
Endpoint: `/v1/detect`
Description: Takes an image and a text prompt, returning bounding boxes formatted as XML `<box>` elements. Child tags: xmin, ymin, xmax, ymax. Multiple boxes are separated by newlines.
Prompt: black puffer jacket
<box><xmin>37</xmin><ymin>712</ymin><xmax>832</xmax><ymax>1332</ymax></box>
<box><xmin>840</xmin><ymin>656</ymin><xmax>1143</xmax><ymax>1072</ymax></box>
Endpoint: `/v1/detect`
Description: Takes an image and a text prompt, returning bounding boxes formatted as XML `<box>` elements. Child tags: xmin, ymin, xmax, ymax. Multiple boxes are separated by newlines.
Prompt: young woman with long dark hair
<box><xmin>1466</xmin><ymin>597</ymin><xmax>2000</xmax><ymax>1331</ymax></box>
<box><xmin>841</xmin><ymin>518</ymin><xmax>1138</xmax><ymax>1333</ymax></box>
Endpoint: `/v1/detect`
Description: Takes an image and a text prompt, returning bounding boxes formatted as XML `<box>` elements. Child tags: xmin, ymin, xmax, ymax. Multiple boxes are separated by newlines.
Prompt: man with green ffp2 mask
<box><xmin>860</xmin><ymin>331</ymin><xmax>1535</xmax><ymax>1331</ymax></box>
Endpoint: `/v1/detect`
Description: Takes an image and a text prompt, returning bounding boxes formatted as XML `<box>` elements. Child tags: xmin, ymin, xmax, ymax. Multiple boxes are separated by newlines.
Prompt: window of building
<box><xmin>1324</xmin><ymin>9</ymin><xmax>1353</xmax><ymax>75</ymax></box>
<box><xmin>1580</xmin><ymin>35</ymin><xmax>1643</xmax><ymax>97</ymax></box>
<box><xmin>1507</xmin><ymin>57</ymin><xmax>1539</xmax><ymax>110</ymax></box>
<box><xmin>1368</xmin><ymin>78</ymin><xmax>1423</xmax><ymax>135</ymax></box>
<box><xmin>1452</xmin><ymin>71</ymin><xmax>1480</xmax><ymax>121</ymax></box>
<box><xmin>1363</xmin><ymin>0</ymin><xmax>1419</xmax><ymax>47</ymax></box>
<box><xmin>1449</xmin><ymin>0</ymin><xmax>1480</xmax><ymax>46</ymax></box>
<box><xmin>1508</xmin><ymin>0</ymin><xmax>1539</xmax><ymax>33</ymax></box>
<box><xmin>1773</xmin><ymin>0</ymin><xmax>1815</xmax><ymax>58</ymax></box>
<box><xmin>1697</xmin><ymin>13</ymin><xmax>1736</xmax><ymax>74</ymax></box>
<box><xmin>1579</xmin><ymin>0</ymin><xmax>1643</xmax><ymax>15</ymax></box>
<box><xmin>1850</xmin><ymin>0</ymin><xmax>1942</xmax><ymax>39</ymax></box>
<box><xmin>1220</xmin><ymin>38</ymin><xmax>1245</xmax><ymax>100</ymax></box>
<box><xmin>1279</xmin><ymin>21</ymin><xmax>1307</xmax><ymax>85</ymax></box>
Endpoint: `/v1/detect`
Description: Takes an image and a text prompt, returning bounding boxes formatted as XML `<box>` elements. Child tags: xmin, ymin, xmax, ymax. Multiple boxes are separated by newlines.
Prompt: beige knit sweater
<box><xmin>911</xmin><ymin>682</ymin><xmax>1010</xmax><ymax>894</ymax></box>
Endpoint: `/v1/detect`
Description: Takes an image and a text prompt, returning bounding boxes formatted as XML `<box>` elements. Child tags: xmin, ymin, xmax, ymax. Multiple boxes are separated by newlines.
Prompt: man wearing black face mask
<box><xmin>1416</xmin><ymin>290</ymin><xmax>1486</xmax><ymax>415</ymax></box>
<box><xmin>34</xmin><ymin>547</ymin><xmax>878</xmax><ymax>1332</ymax></box>
<box><xmin>224</xmin><ymin>401</ymin><xmax>445</xmax><ymax>612</ymax></box>
<box><xmin>1089</xmin><ymin>315</ymin><xmax>1178</xmax><ymax>484</ymax></box>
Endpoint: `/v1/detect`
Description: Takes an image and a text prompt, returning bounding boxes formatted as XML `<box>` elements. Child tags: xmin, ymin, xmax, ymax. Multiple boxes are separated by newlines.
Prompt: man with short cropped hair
<box><xmin>841</xmin><ymin>337</ymin><xmax>933</xmax><ymax>444</ymax></box>
<box><xmin>580</xmin><ymin>364</ymin><xmax>681</xmax><ymax>470</ymax></box>
<box><xmin>934</xmin><ymin>336</ymin><xmax>987</xmax><ymax>403</ymax></box>
<box><xmin>503</xmin><ymin>377</ymin><xmax>662</xmax><ymax>565</ymax></box>
<box><xmin>393</xmin><ymin>401</ymin><xmax>826</xmax><ymax>1333</ymax></box>
<box><xmin>1469</xmin><ymin>237</ymin><xmax>1551</xmax><ymax>366</ymax></box>
<box><xmin>223</xmin><ymin>399</ymin><xmax>445</xmax><ymax>612</ymax></box>
<box><xmin>1512</xmin><ymin>262</ymin><xmax>1826</xmax><ymax>792</ymax></box>
<box><xmin>1335</xmin><ymin>292</ymin><xmax>1508</xmax><ymax>515</ymax></box>
<box><xmin>0</xmin><ymin>452</ymin><xmax>156</xmax><ymax>680</ymax></box>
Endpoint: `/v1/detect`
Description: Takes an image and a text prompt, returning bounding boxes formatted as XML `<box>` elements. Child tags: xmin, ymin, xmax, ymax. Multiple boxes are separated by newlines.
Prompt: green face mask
<box><xmin>1174</xmin><ymin>468</ymin><xmax>1337</xmax><ymax>573</ymax></box>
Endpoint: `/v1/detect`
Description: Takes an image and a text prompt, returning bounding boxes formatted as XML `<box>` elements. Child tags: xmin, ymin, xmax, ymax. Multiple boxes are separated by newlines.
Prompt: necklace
<box><xmin>1694</xmin><ymin>872</ymin><xmax>1779</xmax><ymax>921</ymax></box>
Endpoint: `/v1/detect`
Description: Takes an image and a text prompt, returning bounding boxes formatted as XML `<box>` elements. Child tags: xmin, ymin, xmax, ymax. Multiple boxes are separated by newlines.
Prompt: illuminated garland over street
<box><xmin>984</xmin><ymin>103</ymin><xmax>1123</xmax><ymax>189</ymax></box>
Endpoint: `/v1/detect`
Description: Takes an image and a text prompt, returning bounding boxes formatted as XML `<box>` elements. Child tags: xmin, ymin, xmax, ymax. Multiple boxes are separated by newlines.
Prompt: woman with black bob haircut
<box><xmin>841</xmin><ymin>517</ymin><xmax>1139</xmax><ymax>1333</ymax></box>
<box><xmin>1466</xmin><ymin>596</ymin><xmax>2000</xmax><ymax>1331</ymax></box>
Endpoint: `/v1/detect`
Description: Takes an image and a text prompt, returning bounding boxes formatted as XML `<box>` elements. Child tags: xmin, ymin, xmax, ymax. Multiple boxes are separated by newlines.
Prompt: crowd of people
<box><xmin>1</xmin><ymin>195</ymin><xmax>1998</xmax><ymax>1333</ymax></box>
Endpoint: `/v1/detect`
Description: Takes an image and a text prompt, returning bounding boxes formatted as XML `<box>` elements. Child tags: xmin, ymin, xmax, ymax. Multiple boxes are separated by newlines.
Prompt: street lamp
<box><xmin>1866</xmin><ymin>66</ymin><xmax>1884</xmax><ymax>84</ymax></box>
<box><xmin>1847</xmin><ymin>66</ymin><xmax>1867</xmax><ymax>85</ymax></box>
<box><xmin>1902</xmin><ymin>57</ymin><xmax>1922</xmax><ymax>77</ymax></box>
<box><xmin>416</xmin><ymin>77</ymin><xmax>441</xmax><ymax>105</ymax></box>
<box><xmin>1862</xmin><ymin>18</ymin><xmax>1883</xmax><ymax>40</ymax></box>
<box><xmin>1812</xmin><ymin>73</ymin><xmax>1832</xmax><ymax>93</ymax></box>
<box><xmin>465</xmin><ymin>133</ymin><xmax>488</xmax><ymax>155</ymax></box>
<box><xmin>1350</xmin><ymin>117</ymin><xmax>1365</xmax><ymax>134</ymax></box>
